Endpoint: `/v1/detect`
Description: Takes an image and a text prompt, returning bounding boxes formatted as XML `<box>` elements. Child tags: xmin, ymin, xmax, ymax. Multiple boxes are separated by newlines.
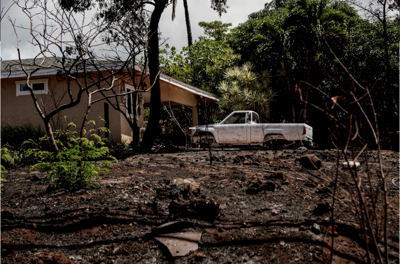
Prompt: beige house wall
<box><xmin>1</xmin><ymin>75</ymin><xmax>122</xmax><ymax>141</ymax></box>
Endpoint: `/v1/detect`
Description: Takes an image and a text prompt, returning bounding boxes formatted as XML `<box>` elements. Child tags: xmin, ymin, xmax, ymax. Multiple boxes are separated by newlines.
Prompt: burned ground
<box><xmin>1</xmin><ymin>149</ymin><xmax>399</xmax><ymax>263</ymax></box>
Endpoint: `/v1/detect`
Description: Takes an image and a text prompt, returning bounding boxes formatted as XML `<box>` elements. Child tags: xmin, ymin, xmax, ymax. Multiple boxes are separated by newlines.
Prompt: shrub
<box><xmin>30</xmin><ymin>119</ymin><xmax>116</xmax><ymax>191</ymax></box>
<box><xmin>0</xmin><ymin>124</ymin><xmax>46</xmax><ymax>167</ymax></box>
<box><xmin>1</xmin><ymin>147</ymin><xmax>15</xmax><ymax>169</ymax></box>
<box><xmin>0</xmin><ymin>145</ymin><xmax>36</xmax><ymax>167</ymax></box>
<box><xmin>1</xmin><ymin>147</ymin><xmax>15</xmax><ymax>193</ymax></box>
<box><xmin>103</xmin><ymin>138</ymin><xmax>131</xmax><ymax>159</ymax></box>
<box><xmin>0</xmin><ymin>166</ymin><xmax>5</xmax><ymax>193</ymax></box>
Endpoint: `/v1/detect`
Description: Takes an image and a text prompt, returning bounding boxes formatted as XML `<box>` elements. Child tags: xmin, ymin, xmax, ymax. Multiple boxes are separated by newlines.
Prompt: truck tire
<box><xmin>263</xmin><ymin>134</ymin><xmax>286</xmax><ymax>149</ymax></box>
<box><xmin>199</xmin><ymin>133</ymin><xmax>216</xmax><ymax>149</ymax></box>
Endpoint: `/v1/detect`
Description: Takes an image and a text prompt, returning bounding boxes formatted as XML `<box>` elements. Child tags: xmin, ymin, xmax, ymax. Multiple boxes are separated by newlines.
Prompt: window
<box><xmin>15</xmin><ymin>79</ymin><xmax>48</xmax><ymax>96</ymax></box>
<box><xmin>252</xmin><ymin>112</ymin><xmax>260</xmax><ymax>123</ymax></box>
<box><xmin>125</xmin><ymin>85</ymin><xmax>139</xmax><ymax>120</ymax></box>
<box><xmin>222</xmin><ymin>113</ymin><xmax>247</xmax><ymax>124</ymax></box>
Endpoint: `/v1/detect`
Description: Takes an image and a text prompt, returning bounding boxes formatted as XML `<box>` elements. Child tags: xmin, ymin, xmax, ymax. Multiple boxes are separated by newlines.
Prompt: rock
<box><xmin>246</xmin><ymin>181</ymin><xmax>276</xmax><ymax>194</ymax></box>
<box><xmin>193</xmin><ymin>252</ymin><xmax>206</xmax><ymax>259</ymax></box>
<box><xmin>264</xmin><ymin>181</ymin><xmax>276</xmax><ymax>191</ymax></box>
<box><xmin>342</xmin><ymin>161</ymin><xmax>360</xmax><ymax>169</ymax></box>
<box><xmin>179</xmin><ymin>162</ymin><xmax>186</xmax><ymax>168</ymax></box>
<box><xmin>30</xmin><ymin>175</ymin><xmax>41</xmax><ymax>181</ymax></box>
<box><xmin>233</xmin><ymin>155</ymin><xmax>245</xmax><ymax>164</ymax></box>
<box><xmin>246</xmin><ymin>181</ymin><xmax>262</xmax><ymax>194</ymax></box>
<box><xmin>326</xmin><ymin>225</ymin><xmax>339</xmax><ymax>236</ymax></box>
<box><xmin>298</xmin><ymin>146</ymin><xmax>308</xmax><ymax>150</ymax></box>
<box><xmin>299</xmin><ymin>154</ymin><xmax>322</xmax><ymax>170</ymax></box>
<box><xmin>304</xmin><ymin>182</ymin><xmax>317</xmax><ymax>188</ymax></box>
<box><xmin>211</xmin><ymin>155</ymin><xmax>220</xmax><ymax>162</ymax></box>
<box><xmin>243</xmin><ymin>159</ymin><xmax>253</xmax><ymax>165</ymax></box>
<box><xmin>45</xmin><ymin>185</ymin><xmax>56</xmax><ymax>193</ymax></box>
<box><xmin>312</xmin><ymin>223</ymin><xmax>321</xmax><ymax>234</ymax></box>
<box><xmin>271</xmin><ymin>209</ymin><xmax>278</xmax><ymax>215</ymax></box>
<box><xmin>172</xmin><ymin>178</ymin><xmax>200</xmax><ymax>195</ymax></box>
<box><xmin>313</xmin><ymin>203</ymin><xmax>331</xmax><ymax>216</ymax></box>
<box><xmin>33</xmin><ymin>252</ymin><xmax>70</xmax><ymax>264</ymax></box>
<box><xmin>270</xmin><ymin>171</ymin><xmax>286</xmax><ymax>181</ymax></box>
<box><xmin>169</xmin><ymin>198</ymin><xmax>219</xmax><ymax>221</ymax></box>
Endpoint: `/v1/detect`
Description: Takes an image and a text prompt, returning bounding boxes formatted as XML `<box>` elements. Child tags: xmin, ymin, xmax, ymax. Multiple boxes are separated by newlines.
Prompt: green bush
<box><xmin>0</xmin><ymin>166</ymin><xmax>6</xmax><ymax>193</ymax></box>
<box><xmin>1</xmin><ymin>147</ymin><xmax>15</xmax><ymax>193</ymax></box>
<box><xmin>0</xmin><ymin>124</ymin><xmax>46</xmax><ymax>167</ymax></box>
<box><xmin>30</xmin><ymin>120</ymin><xmax>116</xmax><ymax>191</ymax></box>
<box><xmin>0</xmin><ymin>145</ymin><xmax>36</xmax><ymax>167</ymax></box>
<box><xmin>1</xmin><ymin>147</ymin><xmax>15</xmax><ymax>169</ymax></box>
<box><xmin>103</xmin><ymin>138</ymin><xmax>131</xmax><ymax>159</ymax></box>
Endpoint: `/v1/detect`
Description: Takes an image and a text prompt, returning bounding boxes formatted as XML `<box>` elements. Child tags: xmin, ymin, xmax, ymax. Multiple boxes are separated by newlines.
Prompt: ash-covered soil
<box><xmin>1</xmin><ymin>149</ymin><xmax>399</xmax><ymax>263</ymax></box>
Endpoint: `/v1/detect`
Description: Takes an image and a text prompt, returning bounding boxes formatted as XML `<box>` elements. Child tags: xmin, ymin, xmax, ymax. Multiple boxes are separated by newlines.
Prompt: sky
<box><xmin>0</xmin><ymin>0</ymin><xmax>268</xmax><ymax>61</ymax></box>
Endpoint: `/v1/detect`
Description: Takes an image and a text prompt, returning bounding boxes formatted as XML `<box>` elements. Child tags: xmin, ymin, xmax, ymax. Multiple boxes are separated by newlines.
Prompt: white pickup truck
<box><xmin>189</xmin><ymin>111</ymin><xmax>313</xmax><ymax>148</ymax></box>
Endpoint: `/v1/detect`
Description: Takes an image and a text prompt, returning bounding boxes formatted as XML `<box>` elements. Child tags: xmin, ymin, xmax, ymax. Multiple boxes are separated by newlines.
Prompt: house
<box><xmin>1</xmin><ymin>58</ymin><xmax>218</xmax><ymax>143</ymax></box>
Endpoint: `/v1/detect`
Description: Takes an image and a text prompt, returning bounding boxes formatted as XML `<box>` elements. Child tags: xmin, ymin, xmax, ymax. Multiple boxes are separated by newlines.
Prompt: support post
<box><xmin>192</xmin><ymin>105</ymin><xmax>198</xmax><ymax>127</ymax></box>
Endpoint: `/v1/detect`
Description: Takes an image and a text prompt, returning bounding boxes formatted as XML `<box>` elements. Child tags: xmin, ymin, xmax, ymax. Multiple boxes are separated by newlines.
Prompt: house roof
<box><xmin>1</xmin><ymin>57</ymin><xmax>121</xmax><ymax>77</ymax></box>
<box><xmin>1</xmin><ymin>58</ymin><xmax>218</xmax><ymax>102</ymax></box>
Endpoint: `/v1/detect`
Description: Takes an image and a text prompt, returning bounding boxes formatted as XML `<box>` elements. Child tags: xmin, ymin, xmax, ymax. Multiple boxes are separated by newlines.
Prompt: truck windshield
<box><xmin>222</xmin><ymin>113</ymin><xmax>247</xmax><ymax>124</ymax></box>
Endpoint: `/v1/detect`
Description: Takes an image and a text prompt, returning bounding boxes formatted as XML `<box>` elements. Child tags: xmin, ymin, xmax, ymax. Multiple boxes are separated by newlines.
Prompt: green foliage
<box><xmin>159</xmin><ymin>19</ymin><xmax>242</xmax><ymax>125</ymax></box>
<box><xmin>1</xmin><ymin>147</ymin><xmax>15</xmax><ymax>169</ymax></box>
<box><xmin>227</xmin><ymin>0</ymin><xmax>398</xmax><ymax>147</ymax></box>
<box><xmin>0</xmin><ymin>125</ymin><xmax>47</xmax><ymax>167</ymax></box>
<box><xmin>161</xmin><ymin>39</ymin><xmax>240</xmax><ymax>96</ymax></box>
<box><xmin>29</xmin><ymin>120</ymin><xmax>116</xmax><ymax>192</ymax></box>
<box><xmin>0</xmin><ymin>165</ymin><xmax>6</xmax><ymax>193</ymax></box>
<box><xmin>157</xmin><ymin>0</ymin><xmax>398</xmax><ymax>148</ymax></box>
<box><xmin>198</xmin><ymin>21</ymin><xmax>232</xmax><ymax>41</ymax></box>
<box><xmin>218</xmin><ymin>62</ymin><xmax>275</xmax><ymax>121</ymax></box>
<box><xmin>1</xmin><ymin>147</ymin><xmax>15</xmax><ymax>193</ymax></box>
<box><xmin>103</xmin><ymin>138</ymin><xmax>131</xmax><ymax>159</ymax></box>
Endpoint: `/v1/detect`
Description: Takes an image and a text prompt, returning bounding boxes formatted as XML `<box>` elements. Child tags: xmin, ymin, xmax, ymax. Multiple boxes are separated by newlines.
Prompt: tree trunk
<box><xmin>44</xmin><ymin>117</ymin><xmax>59</xmax><ymax>153</ymax></box>
<box><xmin>183</xmin><ymin>0</ymin><xmax>193</xmax><ymax>47</ymax></box>
<box><xmin>140</xmin><ymin>0</ymin><xmax>167</xmax><ymax>151</ymax></box>
<box><xmin>287</xmin><ymin>79</ymin><xmax>296</xmax><ymax>123</ymax></box>
<box><xmin>80</xmin><ymin>90</ymin><xmax>91</xmax><ymax>137</ymax></box>
<box><xmin>132</xmin><ymin>127</ymin><xmax>140</xmax><ymax>153</ymax></box>
<box><xmin>382</xmin><ymin>0</ymin><xmax>391</xmax><ymax>94</ymax></box>
<box><xmin>303</xmin><ymin>56</ymin><xmax>311</xmax><ymax>122</ymax></box>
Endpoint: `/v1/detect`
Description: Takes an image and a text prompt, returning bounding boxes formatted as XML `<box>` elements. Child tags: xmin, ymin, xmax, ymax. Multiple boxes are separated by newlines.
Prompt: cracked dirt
<box><xmin>1</xmin><ymin>149</ymin><xmax>399</xmax><ymax>263</ymax></box>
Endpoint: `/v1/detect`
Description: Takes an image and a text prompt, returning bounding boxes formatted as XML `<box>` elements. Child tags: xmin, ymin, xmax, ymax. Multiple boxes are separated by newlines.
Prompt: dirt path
<box><xmin>1</xmin><ymin>149</ymin><xmax>399</xmax><ymax>263</ymax></box>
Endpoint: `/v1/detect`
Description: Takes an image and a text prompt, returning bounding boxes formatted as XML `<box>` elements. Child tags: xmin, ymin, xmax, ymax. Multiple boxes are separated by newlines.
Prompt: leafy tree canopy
<box><xmin>198</xmin><ymin>21</ymin><xmax>232</xmax><ymax>41</ymax></box>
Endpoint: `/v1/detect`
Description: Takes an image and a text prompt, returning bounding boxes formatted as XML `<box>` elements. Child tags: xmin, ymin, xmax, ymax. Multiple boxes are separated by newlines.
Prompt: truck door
<box><xmin>217</xmin><ymin>112</ymin><xmax>249</xmax><ymax>144</ymax></box>
<box><xmin>250</xmin><ymin>112</ymin><xmax>264</xmax><ymax>143</ymax></box>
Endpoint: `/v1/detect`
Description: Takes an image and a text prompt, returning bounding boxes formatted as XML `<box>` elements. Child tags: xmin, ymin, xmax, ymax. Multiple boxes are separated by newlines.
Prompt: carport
<box><xmin>140</xmin><ymin>74</ymin><xmax>219</xmax><ymax>127</ymax></box>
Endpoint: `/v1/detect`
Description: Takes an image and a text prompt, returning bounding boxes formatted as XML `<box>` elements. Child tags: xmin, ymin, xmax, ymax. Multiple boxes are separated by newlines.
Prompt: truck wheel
<box><xmin>200</xmin><ymin>136</ymin><xmax>215</xmax><ymax>149</ymax></box>
<box><xmin>263</xmin><ymin>134</ymin><xmax>286</xmax><ymax>149</ymax></box>
<box><xmin>263</xmin><ymin>139</ymin><xmax>285</xmax><ymax>149</ymax></box>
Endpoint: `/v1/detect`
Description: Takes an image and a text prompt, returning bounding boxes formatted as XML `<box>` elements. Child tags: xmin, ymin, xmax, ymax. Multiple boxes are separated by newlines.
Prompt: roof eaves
<box><xmin>160</xmin><ymin>74</ymin><xmax>218</xmax><ymax>102</ymax></box>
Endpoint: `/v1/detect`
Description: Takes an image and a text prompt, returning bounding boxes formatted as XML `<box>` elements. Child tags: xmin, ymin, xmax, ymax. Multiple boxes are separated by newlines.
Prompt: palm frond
<box><xmin>323</xmin><ymin>26</ymin><xmax>348</xmax><ymax>39</ymax></box>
